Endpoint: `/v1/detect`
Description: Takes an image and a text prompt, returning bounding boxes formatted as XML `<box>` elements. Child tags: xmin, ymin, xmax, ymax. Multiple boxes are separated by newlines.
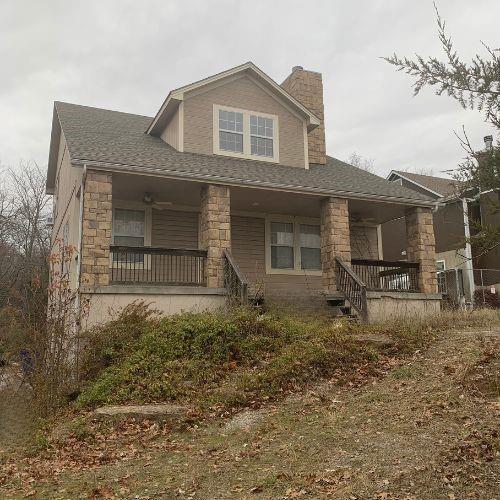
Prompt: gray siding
<box><xmin>231</xmin><ymin>215</ymin><xmax>322</xmax><ymax>300</ymax></box>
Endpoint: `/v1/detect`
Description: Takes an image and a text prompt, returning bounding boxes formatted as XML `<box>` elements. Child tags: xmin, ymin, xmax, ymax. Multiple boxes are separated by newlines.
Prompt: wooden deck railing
<box><xmin>351</xmin><ymin>259</ymin><xmax>420</xmax><ymax>292</ymax></box>
<box><xmin>222</xmin><ymin>250</ymin><xmax>248</xmax><ymax>304</ymax></box>
<box><xmin>109</xmin><ymin>246</ymin><xmax>207</xmax><ymax>286</ymax></box>
<box><xmin>335</xmin><ymin>257</ymin><xmax>368</xmax><ymax>321</ymax></box>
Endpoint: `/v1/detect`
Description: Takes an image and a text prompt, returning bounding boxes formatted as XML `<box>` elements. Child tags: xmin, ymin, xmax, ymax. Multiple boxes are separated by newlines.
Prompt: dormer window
<box><xmin>213</xmin><ymin>105</ymin><xmax>279</xmax><ymax>163</ymax></box>
<box><xmin>219</xmin><ymin>110</ymin><xmax>243</xmax><ymax>153</ymax></box>
<box><xmin>250</xmin><ymin>115</ymin><xmax>274</xmax><ymax>157</ymax></box>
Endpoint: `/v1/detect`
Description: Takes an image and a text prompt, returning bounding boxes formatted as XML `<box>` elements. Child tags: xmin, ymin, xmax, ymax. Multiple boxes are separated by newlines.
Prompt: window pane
<box><xmin>251</xmin><ymin>136</ymin><xmax>273</xmax><ymax>157</ymax></box>
<box><xmin>114</xmin><ymin>235</ymin><xmax>144</xmax><ymax>247</ymax></box>
<box><xmin>219</xmin><ymin>110</ymin><xmax>243</xmax><ymax>133</ymax></box>
<box><xmin>235</xmin><ymin>112</ymin><xmax>243</xmax><ymax>132</ymax></box>
<box><xmin>299</xmin><ymin>224</ymin><xmax>320</xmax><ymax>248</ymax></box>
<box><xmin>219</xmin><ymin>131</ymin><xmax>243</xmax><ymax>153</ymax></box>
<box><xmin>301</xmin><ymin>248</ymin><xmax>321</xmax><ymax>270</ymax></box>
<box><xmin>113</xmin><ymin>236</ymin><xmax>144</xmax><ymax>263</ymax></box>
<box><xmin>250</xmin><ymin>115</ymin><xmax>274</xmax><ymax>138</ymax></box>
<box><xmin>114</xmin><ymin>209</ymin><xmax>145</xmax><ymax>237</ymax></box>
<box><xmin>271</xmin><ymin>246</ymin><xmax>294</xmax><ymax>269</ymax></box>
<box><xmin>271</xmin><ymin>222</ymin><xmax>293</xmax><ymax>245</ymax></box>
<box><xmin>299</xmin><ymin>224</ymin><xmax>320</xmax><ymax>270</ymax></box>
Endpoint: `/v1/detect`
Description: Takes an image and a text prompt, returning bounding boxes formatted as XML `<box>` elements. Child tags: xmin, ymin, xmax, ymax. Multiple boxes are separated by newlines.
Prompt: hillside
<box><xmin>1</xmin><ymin>308</ymin><xmax>499</xmax><ymax>498</ymax></box>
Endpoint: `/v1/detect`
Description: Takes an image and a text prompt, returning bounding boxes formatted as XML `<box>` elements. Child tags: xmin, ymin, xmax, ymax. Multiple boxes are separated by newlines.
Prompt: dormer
<box><xmin>146</xmin><ymin>62</ymin><xmax>322</xmax><ymax>169</ymax></box>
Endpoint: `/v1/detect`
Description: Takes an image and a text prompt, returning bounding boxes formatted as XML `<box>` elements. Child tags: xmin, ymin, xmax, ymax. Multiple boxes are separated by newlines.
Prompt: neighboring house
<box><xmin>46</xmin><ymin>62</ymin><xmax>441</xmax><ymax>324</ymax></box>
<box><xmin>384</xmin><ymin>166</ymin><xmax>500</xmax><ymax>305</ymax></box>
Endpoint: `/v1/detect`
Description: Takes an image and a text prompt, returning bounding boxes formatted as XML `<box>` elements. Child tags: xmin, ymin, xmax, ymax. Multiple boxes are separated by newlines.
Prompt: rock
<box><xmin>354</xmin><ymin>334</ymin><xmax>395</xmax><ymax>349</ymax></box>
<box><xmin>92</xmin><ymin>404</ymin><xmax>189</xmax><ymax>423</ymax></box>
<box><xmin>224</xmin><ymin>407</ymin><xmax>271</xmax><ymax>432</ymax></box>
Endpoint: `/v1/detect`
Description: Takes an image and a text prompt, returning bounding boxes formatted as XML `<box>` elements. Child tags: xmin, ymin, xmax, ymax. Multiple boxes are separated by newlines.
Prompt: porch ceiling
<box><xmin>112</xmin><ymin>172</ymin><xmax>411</xmax><ymax>223</ymax></box>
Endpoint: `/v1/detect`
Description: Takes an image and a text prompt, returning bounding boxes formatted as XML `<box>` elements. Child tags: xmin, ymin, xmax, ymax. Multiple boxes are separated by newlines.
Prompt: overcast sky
<box><xmin>1</xmin><ymin>0</ymin><xmax>498</xmax><ymax>179</ymax></box>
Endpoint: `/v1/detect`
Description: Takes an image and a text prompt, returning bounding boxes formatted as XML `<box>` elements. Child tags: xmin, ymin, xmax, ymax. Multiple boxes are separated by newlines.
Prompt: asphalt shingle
<box><xmin>52</xmin><ymin>101</ymin><xmax>435</xmax><ymax>205</ymax></box>
<box><xmin>393</xmin><ymin>171</ymin><xmax>460</xmax><ymax>198</ymax></box>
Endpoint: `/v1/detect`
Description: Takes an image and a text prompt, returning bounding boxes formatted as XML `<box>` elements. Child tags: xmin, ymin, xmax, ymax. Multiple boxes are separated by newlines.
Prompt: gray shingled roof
<box><xmin>393</xmin><ymin>170</ymin><xmax>461</xmax><ymax>198</ymax></box>
<box><xmin>51</xmin><ymin>101</ymin><xmax>435</xmax><ymax>206</ymax></box>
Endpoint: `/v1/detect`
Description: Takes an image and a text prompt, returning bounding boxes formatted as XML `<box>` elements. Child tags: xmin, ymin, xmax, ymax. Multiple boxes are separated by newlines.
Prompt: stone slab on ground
<box><xmin>354</xmin><ymin>333</ymin><xmax>395</xmax><ymax>348</ymax></box>
<box><xmin>93</xmin><ymin>404</ymin><xmax>189</xmax><ymax>423</ymax></box>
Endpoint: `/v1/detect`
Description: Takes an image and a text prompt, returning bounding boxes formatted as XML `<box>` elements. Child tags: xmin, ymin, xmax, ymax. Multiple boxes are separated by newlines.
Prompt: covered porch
<box><xmin>80</xmin><ymin>170</ymin><xmax>440</xmax><ymax>321</ymax></box>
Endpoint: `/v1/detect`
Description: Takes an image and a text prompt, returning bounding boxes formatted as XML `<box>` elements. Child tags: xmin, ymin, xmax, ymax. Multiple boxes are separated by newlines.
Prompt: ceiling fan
<box><xmin>143</xmin><ymin>192</ymin><xmax>173</xmax><ymax>210</ymax></box>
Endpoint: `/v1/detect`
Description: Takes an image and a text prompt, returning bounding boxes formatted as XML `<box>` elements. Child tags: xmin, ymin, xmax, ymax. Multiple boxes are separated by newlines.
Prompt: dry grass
<box><xmin>0</xmin><ymin>309</ymin><xmax>499</xmax><ymax>498</ymax></box>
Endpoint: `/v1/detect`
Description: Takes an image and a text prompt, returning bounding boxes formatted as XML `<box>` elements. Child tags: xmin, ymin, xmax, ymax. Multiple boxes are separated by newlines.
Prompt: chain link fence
<box><xmin>474</xmin><ymin>269</ymin><xmax>500</xmax><ymax>308</ymax></box>
<box><xmin>438</xmin><ymin>268</ymin><xmax>500</xmax><ymax>309</ymax></box>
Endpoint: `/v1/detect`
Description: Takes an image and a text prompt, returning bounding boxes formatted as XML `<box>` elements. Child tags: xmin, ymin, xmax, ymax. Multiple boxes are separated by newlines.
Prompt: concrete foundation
<box><xmin>81</xmin><ymin>285</ymin><xmax>227</xmax><ymax>327</ymax></box>
<box><xmin>366</xmin><ymin>291</ymin><xmax>441</xmax><ymax>323</ymax></box>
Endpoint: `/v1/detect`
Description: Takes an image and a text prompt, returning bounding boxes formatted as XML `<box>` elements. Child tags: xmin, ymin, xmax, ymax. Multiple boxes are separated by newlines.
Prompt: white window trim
<box><xmin>213</xmin><ymin>104</ymin><xmax>280</xmax><ymax>163</ymax></box>
<box><xmin>436</xmin><ymin>259</ymin><xmax>446</xmax><ymax>271</ymax></box>
<box><xmin>265</xmin><ymin>215</ymin><xmax>322</xmax><ymax>276</ymax></box>
<box><xmin>111</xmin><ymin>201</ymin><xmax>152</xmax><ymax>269</ymax></box>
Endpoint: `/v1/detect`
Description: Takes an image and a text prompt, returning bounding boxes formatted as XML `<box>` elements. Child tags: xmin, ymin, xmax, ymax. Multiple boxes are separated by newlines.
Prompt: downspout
<box><xmin>75</xmin><ymin>165</ymin><xmax>87</xmax><ymax>314</ymax></box>
<box><xmin>462</xmin><ymin>197</ymin><xmax>475</xmax><ymax>307</ymax></box>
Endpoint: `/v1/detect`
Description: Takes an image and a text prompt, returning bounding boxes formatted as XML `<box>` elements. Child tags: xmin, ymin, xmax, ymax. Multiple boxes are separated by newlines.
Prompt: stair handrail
<box><xmin>335</xmin><ymin>257</ymin><xmax>368</xmax><ymax>322</ymax></box>
<box><xmin>222</xmin><ymin>249</ymin><xmax>248</xmax><ymax>304</ymax></box>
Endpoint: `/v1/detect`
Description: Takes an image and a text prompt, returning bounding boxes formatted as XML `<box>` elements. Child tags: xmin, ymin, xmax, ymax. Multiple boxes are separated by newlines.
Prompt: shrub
<box><xmin>76</xmin><ymin>307</ymin><xmax>375</xmax><ymax>410</ymax></box>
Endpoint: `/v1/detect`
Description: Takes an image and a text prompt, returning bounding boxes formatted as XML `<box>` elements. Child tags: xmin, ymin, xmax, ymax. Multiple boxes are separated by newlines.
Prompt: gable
<box><xmin>388</xmin><ymin>170</ymin><xmax>460</xmax><ymax>199</ymax></box>
<box><xmin>182</xmin><ymin>74</ymin><xmax>307</xmax><ymax>168</ymax></box>
<box><xmin>146</xmin><ymin>62</ymin><xmax>320</xmax><ymax>137</ymax></box>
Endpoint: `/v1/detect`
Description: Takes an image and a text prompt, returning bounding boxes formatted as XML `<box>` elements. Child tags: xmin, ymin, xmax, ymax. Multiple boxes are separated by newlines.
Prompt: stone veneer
<box><xmin>80</xmin><ymin>171</ymin><xmax>112</xmax><ymax>287</ymax></box>
<box><xmin>199</xmin><ymin>184</ymin><xmax>231</xmax><ymax>288</ymax></box>
<box><xmin>321</xmin><ymin>197</ymin><xmax>351</xmax><ymax>292</ymax></box>
<box><xmin>405</xmin><ymin>206</ymin><xmax>438</xmax><ymax>294</ymax></box>
<box><xmin>281</xmin><ymin>67</ymin><xmax>326</xmax><ymax>165</ymax></box>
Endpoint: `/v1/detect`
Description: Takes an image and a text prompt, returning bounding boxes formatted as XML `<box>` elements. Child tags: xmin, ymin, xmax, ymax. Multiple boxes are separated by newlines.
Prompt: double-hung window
<box><xmin>270</xmin><ymin>222</ymin><xmax>294</xmax><ymax>269</ymax></box>
<box><xmin>218</xmin><ymin>110</ymin><xmax>243</xmax><ymax>153</ymax></box>
<box><xmin>214</xmin><ymin>105</ymin><xmax>279</xmax><ymax>162</ymax></box>
<box><xmin>267</xmin><ymin>219</ymin><xmax>321</xmax><ymax>273</ymax></box>
<box><xmin>113</xmin><ymin>208</ymin><xmax>145</xmax><ymax>264</ymax></box>
<box><xmin>299</xmin><ymin>224</ymin><xmax>321</xmax><ymax>270</ymax></box>
<box><xmin>250</xmin><ymin>115</ymin><xmax>273</xmax><ymax>158</ymax></box>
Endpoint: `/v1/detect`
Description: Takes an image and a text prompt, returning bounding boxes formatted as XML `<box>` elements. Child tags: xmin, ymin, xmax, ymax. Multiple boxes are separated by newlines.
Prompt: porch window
<box><xmin>299</xmin><ymin>224</ymin><xmax>321</xmax><ymax>270</ymax></box>
<box><xmin>270</xmin><ymin>222</ymin><xmax>294</xmax><ymax>269</ymax></box>
<box><xmin>113</xmin><ymin>208</ymin><xmax>145</xmax><ymax>263</ymax></box>
<box><xmin>213</xmin><ymin>105</ymin><xmax>279</xmax><ymax>162</ymax></box>
<box><xmin>267</xmin><ymin>218</ymin><xmax>321</xmax><ymax>273</ymax></box>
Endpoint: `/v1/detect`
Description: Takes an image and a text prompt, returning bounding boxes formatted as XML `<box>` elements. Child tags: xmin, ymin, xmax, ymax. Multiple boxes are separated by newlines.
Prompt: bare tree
<box><xmin>348</xmin><ymin>152</ymin><xmax>375</xmax><ymax>173</ymax></box>
<box><xmin>0</xmin><ymin>162</ymin><xmax>51</xmax><ymax>309</ymax></box>
<box><xmin>400</xmin><ymin>166</ymin><xmax>436</xmax><ymax>177</ymax></box>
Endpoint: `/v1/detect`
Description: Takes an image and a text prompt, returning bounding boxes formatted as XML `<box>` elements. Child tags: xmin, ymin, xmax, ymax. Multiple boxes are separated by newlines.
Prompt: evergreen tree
<box><xmin>385</xmin><ymin>5</ymin><xmax>499</xmax><ymax>252</ymax></box>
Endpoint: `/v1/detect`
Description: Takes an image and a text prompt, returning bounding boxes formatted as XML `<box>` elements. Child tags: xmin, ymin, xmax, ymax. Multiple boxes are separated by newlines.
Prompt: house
<box><xmin>384</xmin><ymin>163</ymin><xmax>500</xmax><ymax>306</ymax></box>
<box><xmin>46</xmin><ymin>62</ymin><xmax>441</xmax><ymax>325</ymax></box>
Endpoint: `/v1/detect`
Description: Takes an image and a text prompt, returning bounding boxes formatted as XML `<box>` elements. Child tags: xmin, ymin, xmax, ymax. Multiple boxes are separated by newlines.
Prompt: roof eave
<box><xmin>71</xmin><ymin>158</ymin><xmax>437</xmax><ymax>208</ymax></box>
<box><xmin>387</xmin><ymin>170</ymin><xmax>444</xmax><ymax>198</ymax></box>
<box><xmin>46</xmin><ymin>105</ymin><xmax>61</xmax><ymax>195</ymax></box>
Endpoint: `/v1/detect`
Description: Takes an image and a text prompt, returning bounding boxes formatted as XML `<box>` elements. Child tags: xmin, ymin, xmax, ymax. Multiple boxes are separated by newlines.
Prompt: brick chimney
<box><xmin>281</xmin><ymin>66</ymin><xmax>326</xmax><ymax>165</ymax></box>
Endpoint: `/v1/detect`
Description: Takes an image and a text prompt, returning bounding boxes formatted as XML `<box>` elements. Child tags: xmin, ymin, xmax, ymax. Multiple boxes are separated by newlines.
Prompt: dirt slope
<box><xmin>2</xmin><ymin>326</ymin><xmax>499</xmax><ymax>499</ymax></box>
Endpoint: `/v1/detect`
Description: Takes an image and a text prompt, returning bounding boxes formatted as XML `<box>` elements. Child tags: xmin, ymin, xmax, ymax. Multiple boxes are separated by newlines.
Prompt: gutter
<box><xmin>72</xmin><ymin>159</ymin><xmax>437</xmax><ymax>208</ymax></box>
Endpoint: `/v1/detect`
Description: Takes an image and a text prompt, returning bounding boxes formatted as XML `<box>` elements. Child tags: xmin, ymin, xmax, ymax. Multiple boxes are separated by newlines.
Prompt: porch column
<box><xmin>80</xmin><ymin>171</ymin><xmax>112</xmax><ymax>287</ymax></box>
<box><xmin>405</xmin><ymin>206</ymin><xmax>437</xmax><ymax>294</ymax></box>
<box><xmin>200</xmin><ymin>184</ymin><xmax>231</xmax><ymax>288</ymax></box>
<box><xmin>320</xmin><ymin>197</ymin><xmax>351</xmax><ymax>292</ymax></box>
